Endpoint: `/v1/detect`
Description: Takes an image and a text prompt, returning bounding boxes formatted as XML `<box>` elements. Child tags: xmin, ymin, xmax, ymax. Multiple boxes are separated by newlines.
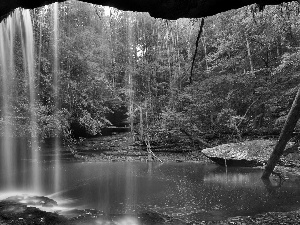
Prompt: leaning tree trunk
<box><xmin>262</xmin><ymin>87</ymin><xmax>300</xmax><ymax>179</ymax></box>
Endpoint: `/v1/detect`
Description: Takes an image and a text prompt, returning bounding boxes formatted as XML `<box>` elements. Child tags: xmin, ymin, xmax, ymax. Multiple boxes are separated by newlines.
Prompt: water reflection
<box><xmin>1</xmin><ymin>160</ymin><xmax>300</xmax><ymax>222</ymax></box>
<box><xmin>203</xmin><ymin>168</ymin><xmax>257</xmax><ymax>187</ymax></box>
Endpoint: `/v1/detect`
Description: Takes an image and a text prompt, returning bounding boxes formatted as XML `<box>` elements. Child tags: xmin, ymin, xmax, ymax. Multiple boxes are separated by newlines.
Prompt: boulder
<box><xmin>202</xmin><ymin>140</ymin><xmax>295</xmax><ymax>167</ymax></box>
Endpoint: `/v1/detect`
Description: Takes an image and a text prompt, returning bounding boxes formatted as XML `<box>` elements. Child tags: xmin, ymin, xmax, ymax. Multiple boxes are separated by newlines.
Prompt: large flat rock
<box><xmin>202</xmin><ymin>140</ymin><xmax>294</xmax><ymax>167</ymax></box>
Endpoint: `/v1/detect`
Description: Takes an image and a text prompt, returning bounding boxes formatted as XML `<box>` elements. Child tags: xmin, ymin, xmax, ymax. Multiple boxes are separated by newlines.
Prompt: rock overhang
<box><xmin>0</xmin><ymin>0</ymin><xmax>296</xmax><ymax>22</ymax></box>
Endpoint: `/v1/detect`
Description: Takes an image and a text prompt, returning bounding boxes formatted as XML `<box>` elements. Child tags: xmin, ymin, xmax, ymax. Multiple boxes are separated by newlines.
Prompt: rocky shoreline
<box><xmin>71</xmin><ymin>132</ymin><xmax>212</xmax><ymax>163</ymax></box>
<box><xmin>1</xmin><ymin>194</ymin><xmax>300</xmax><ymax>225</ymax></box>
<box><xmin>0</xmin><ymin>195</ymin><xmax>188</xmax><ymax>225</ymax></box>
<box><xmin>72</xmin><ymin>134</ymin><xmax>300</xmax><ymax>175</ymax></box>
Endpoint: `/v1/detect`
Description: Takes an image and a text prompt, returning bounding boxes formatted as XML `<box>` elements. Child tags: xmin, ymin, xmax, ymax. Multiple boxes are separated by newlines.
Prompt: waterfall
<box><xmin>0</xmin><ymin>9</ymin><xmax>40</xmax><ymax>192</ymax></box>
<box><xmin>20</xmin><ymin>9</ymin><xmax>41</xmax><ymax>193</ymax></box>
<box><xmin>0</xmin><ymin>11</ymin><xmax>16</xmax><ymax>188</ymax></box>
<box><xmin>53</xmin><ymin>2</ymin><xmax>61</xmax><ymax>193</ymax></box>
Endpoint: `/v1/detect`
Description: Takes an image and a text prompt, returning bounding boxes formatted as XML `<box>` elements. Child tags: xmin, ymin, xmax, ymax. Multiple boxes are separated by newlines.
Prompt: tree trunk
<box><xmin>262</xmin><ymin>87</ymin><xmax>300</xmax><ymax>179</ymax></box>
<box><xmin>245</xmin><ymin>35</ymin><xmax>254</xmax><ymax>76</ymax></box>
<box><xmin>139</xmin><ymin>106</ymin><xmax>143</xmax><ymax>140</ymax></box>
<box><xmin>253</xmin><ymin>103</ymin><xmax>265</xmax><ymax>129</ymax></box>
<box><xmin>201</xmin><ymin>29</ymin><xmax>209</xmax><ymax>71</ymax></box>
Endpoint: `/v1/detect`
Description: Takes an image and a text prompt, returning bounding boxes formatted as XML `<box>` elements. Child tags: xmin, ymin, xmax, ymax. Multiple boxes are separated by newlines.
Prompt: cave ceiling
<box><xmin>0</xmin><ymin>0</ymin><xmax>296</xmax><ymax>22</ymax></box>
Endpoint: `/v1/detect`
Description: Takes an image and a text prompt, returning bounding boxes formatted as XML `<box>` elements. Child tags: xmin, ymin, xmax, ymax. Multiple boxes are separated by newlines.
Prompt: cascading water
<box><xmin>53</xmin><ymin>2</ymin><xmax>61</xmax><ymax>193</ymax></box>
<box><xmin>0</xmin><ymin>12</ymin><xmax>16</xmax><ymax>188</ymax></box>
<box><xmin>0</xmin><ymin>8</ymin><xmax>41</xmax><ymax>192</ymax></box>
<box><xmin>20</xmin><ymin>9</ymin><xmax>41</xmax><ymax>192</ymax></box>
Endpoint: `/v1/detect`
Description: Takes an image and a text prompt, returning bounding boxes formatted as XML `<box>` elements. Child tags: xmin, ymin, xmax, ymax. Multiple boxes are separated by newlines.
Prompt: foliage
<box><xmin>2</xmin><ymin>1</ymin><xmax>300</xmax><ymax>144</ymax></box>
<box><xmin>37</xmin><ymin>105</ymin><xmax>71</xmax><ymax>139</ymax></box>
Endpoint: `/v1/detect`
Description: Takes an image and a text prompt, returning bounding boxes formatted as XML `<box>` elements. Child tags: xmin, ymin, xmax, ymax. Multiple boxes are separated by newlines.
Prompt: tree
<box><xmin>262</xmin><ymin>87</ymin><xmax>300</xmax><ymax>179</ymax></box>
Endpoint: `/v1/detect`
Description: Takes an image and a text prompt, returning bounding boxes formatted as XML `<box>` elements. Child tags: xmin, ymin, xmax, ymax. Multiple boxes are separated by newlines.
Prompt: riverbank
<box><xmin>71</xmin><ymin>133</ymin><xmax>300</xmax><ymax>175</ymax></box>
<box><xmin>72</xmin><ymin>132</ymin><xmax>211</xmax><ymax>163</ymax></box>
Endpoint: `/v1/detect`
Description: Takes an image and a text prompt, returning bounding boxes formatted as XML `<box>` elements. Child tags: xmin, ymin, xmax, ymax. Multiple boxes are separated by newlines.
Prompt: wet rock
<box><xmin>1</xmin><ymin>195</ymin><xmax>300</xmax><ymax>224</ymax></box>
<box><xmin>0</xmin><ymin>200</ymin><xmax>67</xmax><ymax>225</ymax></box>
<box><xmin>5</xmin><ymin>195</ymin><xmax>58</xmax><ymax>207</ymax></box>
<box><xmin>138</xmin><ymin>211</ymin><xmax>166</xmax><ymax>224</ymax></box>
<box><xmin>175</xmin><ymin>159</ymin><xmax>184</xmax><ymax>163</ymax></box>
<box><xmin>202</xmin><ymin>140</ymin><xmax>277</xmax><ymax>167</ymax></box>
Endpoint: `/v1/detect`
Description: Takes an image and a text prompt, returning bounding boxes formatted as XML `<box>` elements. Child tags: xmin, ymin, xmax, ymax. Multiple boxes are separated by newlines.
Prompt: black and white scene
<box><xmin>0</xmin><ymin>0</ymin><xmax>300</xmax><ymax>224</ymax></box>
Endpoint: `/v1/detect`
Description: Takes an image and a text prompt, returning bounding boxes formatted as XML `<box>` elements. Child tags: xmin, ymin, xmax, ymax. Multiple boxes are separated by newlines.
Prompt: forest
<box><xmin>2</xmin><ymin>1</ymin><xmax>300</xmax><ymax>224</ymax></box>
<box><xmin>3</xmin><ymin>1</ymin><xmax>300</xmax><ymax>145</ymax></box>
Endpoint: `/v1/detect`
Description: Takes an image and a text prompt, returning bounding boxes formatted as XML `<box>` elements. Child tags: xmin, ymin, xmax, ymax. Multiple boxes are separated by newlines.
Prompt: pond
<box><xmin>1</xmin><ymin>143</ymin><xmax>300</xmax><ymax>223</ymax></box>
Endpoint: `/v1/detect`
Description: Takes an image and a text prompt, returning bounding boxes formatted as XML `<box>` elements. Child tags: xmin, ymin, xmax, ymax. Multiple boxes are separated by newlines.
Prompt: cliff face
<box><xmin>0</xmin><ymin>0</ymin><xmax>294</xmax><ymax>21</ymax></box>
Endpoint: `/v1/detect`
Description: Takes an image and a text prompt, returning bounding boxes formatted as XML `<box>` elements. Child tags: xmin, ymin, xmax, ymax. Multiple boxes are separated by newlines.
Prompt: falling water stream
<box><xmin>53</xmin><ymin>1</ymin><xmax>61</xmax><ymax>194</ymax></box>
<box><xmin>0</xmin><ymin>9</ymin><xmax>38</xmax><ymax>189</ymax></box>
<box><xmin>0</xmin><ymin>11</ymin><xmax>15</xmax><ymax>188</ymax></box>
<box><xmin>0</xmin><ymin>7</ymin><xmax>61</xmax><ymax>193</ymax></box>
<box><xmin>21</xmin><ymin>9</ymin><xmax>41</xmax><ymax>192</ymax></box>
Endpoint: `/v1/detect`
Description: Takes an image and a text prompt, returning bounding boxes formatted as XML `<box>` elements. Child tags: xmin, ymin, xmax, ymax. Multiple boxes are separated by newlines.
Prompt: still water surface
<box><xmin>1</xmin><ymin>156</ymin><xmax>300</xmax><ymax>222</ymax></box>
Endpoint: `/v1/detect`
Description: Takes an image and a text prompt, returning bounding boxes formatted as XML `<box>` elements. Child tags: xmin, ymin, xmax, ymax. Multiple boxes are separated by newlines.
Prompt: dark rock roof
<box><xmin>0</xmin><ymin>0</ymin><xmax>295</xmax><ymax>22</ymax></box>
